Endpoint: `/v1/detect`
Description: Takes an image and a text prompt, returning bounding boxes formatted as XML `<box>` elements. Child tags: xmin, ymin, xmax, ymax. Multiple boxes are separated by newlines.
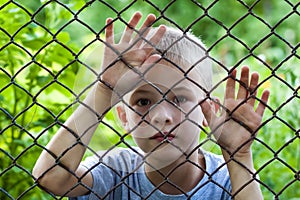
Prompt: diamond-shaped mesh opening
<box><xmin>0</xmin><ymin>2</ymin><xmax>31</xmax><ymax>36</ymax></box>
<box><xmin>1</xmin><ymin>0</ymin><xmax>299</xmax><ymax>199</ymax></box>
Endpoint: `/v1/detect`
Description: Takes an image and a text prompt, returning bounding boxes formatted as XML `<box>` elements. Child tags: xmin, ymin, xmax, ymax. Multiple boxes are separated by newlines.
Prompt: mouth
<box><xmin>149</xmin><ymin>132</ymin><xmax>175</xmax><ymax>142</ymax></box>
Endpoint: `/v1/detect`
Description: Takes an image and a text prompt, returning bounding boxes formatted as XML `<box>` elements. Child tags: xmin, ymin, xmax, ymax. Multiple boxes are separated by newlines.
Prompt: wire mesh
<box><xmin>0</xmin><ymin>0</ymin><xmax>299</xmax><ymax>199</ymax></box>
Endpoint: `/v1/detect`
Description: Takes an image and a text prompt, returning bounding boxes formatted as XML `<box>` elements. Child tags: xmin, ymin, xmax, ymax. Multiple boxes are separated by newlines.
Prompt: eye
<box><xmin>136</xmin><ymin>98</ymin><xmax>151</xmax><ymax>107</ymax></box>
<box><xmin>173</xmin><ymin>95</ymin><xmax>187</xmax><ymax>104</ymax></box>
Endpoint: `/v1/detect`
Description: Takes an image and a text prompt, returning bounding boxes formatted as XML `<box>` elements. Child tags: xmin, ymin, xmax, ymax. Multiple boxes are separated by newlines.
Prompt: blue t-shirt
<box><xmin>70</xmin><ymin>147</ymin><xmax>231</xmax><ymax>200</ymax></box>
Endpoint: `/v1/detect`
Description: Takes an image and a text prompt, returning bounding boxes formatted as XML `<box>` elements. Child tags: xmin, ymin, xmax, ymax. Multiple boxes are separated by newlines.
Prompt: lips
<box><xmin>149</xmin><ymin>132</ymin><xmax>175</xmax><ymax>142</ymax></box>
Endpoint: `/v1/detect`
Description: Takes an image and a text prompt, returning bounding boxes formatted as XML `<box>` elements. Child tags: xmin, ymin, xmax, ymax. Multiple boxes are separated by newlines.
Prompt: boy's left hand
<box><xmin>201</xmin><ymin>66</ymin><xmax>270</xmax><ymax>157</ymax></box>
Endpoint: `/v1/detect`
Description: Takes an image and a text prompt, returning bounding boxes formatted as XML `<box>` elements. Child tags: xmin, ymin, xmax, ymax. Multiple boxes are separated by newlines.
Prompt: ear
<box><xmin>116</xmin><ymin>105</ymin><xmax>128</xmax><ymax>130</ymax></box>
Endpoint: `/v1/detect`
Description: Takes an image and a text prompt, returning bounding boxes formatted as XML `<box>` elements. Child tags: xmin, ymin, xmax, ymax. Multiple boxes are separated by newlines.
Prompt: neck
<box><xmin>144</xmin><ymin>150</ymin><xmax>205</xmax><ymax>195</ymax></box>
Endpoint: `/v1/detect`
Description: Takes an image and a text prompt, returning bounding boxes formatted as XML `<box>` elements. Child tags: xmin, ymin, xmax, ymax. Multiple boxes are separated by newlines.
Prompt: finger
<box><xmin>199</xmin><ymin>100</ymin><xmax>217</xmax><ymax>126</ymax></box>
<box><xmin>142</xmin><ymin>25</ymin><xmax>166</xmax><ymax>50</ymax></box>
<box><xmin>225</xmin><ymin>69</ymin><xmax>237</xmax><ymax>100</ymax></box>
<box><xmin>120</xmin><ymin>12</ymin><xmax>142</xmax><ymax>43</ymax></box>
<box><xmin>255</xmin><ymin>90</ymin><xmax>270</xmax><ymax>116</ymax></box>
<box><xmin>248</xmin><ymin>90</ymin><xmax>257</xmax><ymax>108</ymax></box>
<box><xmin>134</xmin><ymin>14</ymin><xmax>156</xmax><ymax>47</ymax></box>
<box><xmin>248</xmin><ymin>72</ymin><xmax>259</xmax><ymax>107</ymax></box>
<box><xmin>105</xmin><ymin>18</ymin><xmax>114</xmax><ymax>44</ymax></box>
<box><xmin>237</xmin><ymin>66</ymin><xmax>250</xmax><ymax>100</ymax></box>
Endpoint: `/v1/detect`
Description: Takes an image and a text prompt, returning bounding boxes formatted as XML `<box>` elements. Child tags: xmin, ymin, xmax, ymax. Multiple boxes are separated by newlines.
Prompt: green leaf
<box><xmin>36</xmin><ymin>75</ymin><xmax>52</xmax><ymax>86</ymax></box>
<box><xmin>56</xmin><ymin>32</ymin><xmax>70</xmax><ymax>43</ymax></box>
<box><xmin>22</xmin><ymin>38</ymin><xmax>48</xmax><ymax>51</ymax></box>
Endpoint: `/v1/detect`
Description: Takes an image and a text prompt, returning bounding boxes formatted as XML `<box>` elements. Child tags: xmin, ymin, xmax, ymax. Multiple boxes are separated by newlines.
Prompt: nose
<box><xmin>149</xmin><ymin>101</ymin><xmax>173</xmax><ymax>128</ymax></box>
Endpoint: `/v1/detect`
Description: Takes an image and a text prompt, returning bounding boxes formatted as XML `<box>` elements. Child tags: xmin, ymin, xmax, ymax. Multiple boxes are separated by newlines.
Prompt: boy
<box><xmin>33</xmin><ymin>12</ymin><xmax>270</xmax><ymax>199</ymax></box>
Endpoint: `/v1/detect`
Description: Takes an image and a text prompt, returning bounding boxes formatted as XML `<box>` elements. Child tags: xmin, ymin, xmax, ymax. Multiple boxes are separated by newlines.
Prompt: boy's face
<box><xmin>117</xmin><ymin>61</ymin><xmax>206</xmax><ymax>166</ymax></box>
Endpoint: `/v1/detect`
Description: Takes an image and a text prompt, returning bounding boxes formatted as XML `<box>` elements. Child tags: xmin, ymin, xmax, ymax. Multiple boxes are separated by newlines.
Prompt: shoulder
<box><xmin>201</xmin><ymin>149</ymin><xmax>230</xmax><ymax>178</ymax></box>
<box><xmin>201</xmin><ymin>150</ymin><xmax>226</xmax><ymax>165</ymax></box>
<box><xmin>73</xmin><ymin>148</ymin><xmax>144</xmax><ymax>199</ymax></box>
<box><xmin>81</xmin><ymin>147</ymin><xmax>144</xmax><ymax>172</ymax></box>
<box><xmin>199</xmin><ymin>149</ymin><xmax>232</xmax><ymax>196</ymax></box>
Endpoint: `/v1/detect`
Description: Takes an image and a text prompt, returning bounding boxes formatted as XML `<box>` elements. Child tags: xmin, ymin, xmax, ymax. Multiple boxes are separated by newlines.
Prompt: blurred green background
<box><xmin>0</xmin><ymin>0</ymin><xmax>299</xmax><ymax>199</ymax></box>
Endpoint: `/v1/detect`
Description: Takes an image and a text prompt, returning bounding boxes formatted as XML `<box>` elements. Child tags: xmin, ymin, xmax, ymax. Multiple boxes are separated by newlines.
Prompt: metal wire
<box><xmin>0</xmin><ymin>0</ymin><xmax>299</xmax><ymax>199</ymax></box>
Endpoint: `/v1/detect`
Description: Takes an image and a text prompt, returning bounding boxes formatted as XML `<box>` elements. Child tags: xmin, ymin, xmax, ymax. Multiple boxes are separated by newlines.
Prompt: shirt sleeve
<box><xmin>69</xmin><ymin>148</ymin><xmax>142</xmax><ymax>200</ymax></box>
<box><xmin>69</xmin><ymin>151</ymin><xmax>120</xmax><ymax>200</ymax></box>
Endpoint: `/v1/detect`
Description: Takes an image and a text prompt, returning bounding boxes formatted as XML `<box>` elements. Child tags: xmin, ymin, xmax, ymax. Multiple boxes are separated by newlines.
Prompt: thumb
<box><xmin>122</xmin><ymin>47</ymin><xmax>154</xmax><ymax>67</ymax></box>
<box><xmin>142</xmin><ymin>54</ymin><xmax>161</xmax><ymax>65</ymax></box>
<box><xmin>139</xmin><ymin>54</ymin><xmax>161</xmax><ymax>72</ymax></box>
<box><xmin>112</xmin><ymin>54</ymin><xmax>161</xmax><ymax>102</ymax></box>
<box><xmin>200</xmin><ymin>99</ymin><xmax>217</xmax><ymax>127</ymax></box>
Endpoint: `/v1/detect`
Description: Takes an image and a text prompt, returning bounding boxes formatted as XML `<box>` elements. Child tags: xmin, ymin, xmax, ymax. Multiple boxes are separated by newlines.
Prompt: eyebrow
<box><xmin>130</xmin><ymin>84</ymin><xmax>197</xmax><ymax>100</ymax></box>
<box><xmin>133</xmin><ymin>85</ymin><xmax>193</xmax><ymax>95</ymax></box>
<box><xmin>172</xmin><ymin>85</ymin><xmax>206</xmax><ymax>99</ymax></box>
<box><xmin>170</xmin><ymin>86</ymin><xmax>195</xmax><ymax>94</ymax></box>
<box><xmin>132</xmin><ymin>89</ymin><xmax>153</xmax><ymax>95</ymax></box>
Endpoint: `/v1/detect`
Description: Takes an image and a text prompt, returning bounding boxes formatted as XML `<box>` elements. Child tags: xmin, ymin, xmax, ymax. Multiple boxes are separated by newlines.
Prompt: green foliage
<box><xmin>0</xmin><ymin>0</ymin><xmax>79</xmax><ymax>199</ymax></box>
<box><xmin>0</xmin><ymin>0</ymin><xmax>299</xmax><ymax>199</ymax></box>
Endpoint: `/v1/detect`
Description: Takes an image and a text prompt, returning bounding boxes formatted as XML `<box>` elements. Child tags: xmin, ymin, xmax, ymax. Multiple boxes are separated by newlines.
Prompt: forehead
<box><xmin>145</xmin><ymin>59</ymin><xmax>203</xmax><ymax>84</ymax></box>
<box><xmin>124</xmin><ymin>62</ymin><xmax>205</xmax><ymax>100</ymax></box>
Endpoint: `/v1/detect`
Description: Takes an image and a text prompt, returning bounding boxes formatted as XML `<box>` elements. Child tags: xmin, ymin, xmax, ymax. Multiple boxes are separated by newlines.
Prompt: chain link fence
<box><xmin>0</xmin><ymin>0</ymin><xmax>299</xmax><ymax>199</ymax></box>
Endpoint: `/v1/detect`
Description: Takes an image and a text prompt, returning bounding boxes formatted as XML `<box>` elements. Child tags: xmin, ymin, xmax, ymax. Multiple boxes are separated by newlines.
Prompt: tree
<box><xmin>0</xmin><ymin>0</ymin><xmax>299</xmax><ymax>199</ymax></box>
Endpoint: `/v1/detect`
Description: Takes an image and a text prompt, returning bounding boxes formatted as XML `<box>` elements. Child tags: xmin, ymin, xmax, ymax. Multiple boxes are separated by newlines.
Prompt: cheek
<box><xmin>126</xmin><ymin>108</ymin><xmax>142</xmax><ymax>126</ymax></box>
<box><xmin>126</xmin><ymin>105</ymin><xmax>150</xmax><ymax>125</ymax></box>
<box><xmin>178</xmin><ymin>106</ymin><xmax>204</xmax><ymax>138</ymax></box>
<box><xmin>126</xmin><ymin>109</ymin><xmax>154</xmax><ymax>139</ymax></box>
<box><xmin>180</xmin><ymin>102</ymin><xmax>204</xmax><ymax>125</ymax></box>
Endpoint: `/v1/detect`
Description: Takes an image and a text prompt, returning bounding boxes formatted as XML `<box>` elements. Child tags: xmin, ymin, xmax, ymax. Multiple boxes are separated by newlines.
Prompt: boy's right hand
<box><xmin>100</xmin><ymin>12</ymin><xmax>166</xmax><ymax>89</ymax></box>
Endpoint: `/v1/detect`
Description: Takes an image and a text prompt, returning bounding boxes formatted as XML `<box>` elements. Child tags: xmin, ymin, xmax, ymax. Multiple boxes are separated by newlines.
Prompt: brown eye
<box><xmin>136</xmin><ymin>98</ymin><xmax>151</xmax><ymax>107</ymax></box>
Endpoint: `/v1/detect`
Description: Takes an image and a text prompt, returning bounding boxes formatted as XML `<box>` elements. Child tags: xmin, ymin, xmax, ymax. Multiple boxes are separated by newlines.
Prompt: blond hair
<box><xmin>144</xmin><ymin>26</ymin><xmax>212</xmax><ymax>92</ymax></box>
